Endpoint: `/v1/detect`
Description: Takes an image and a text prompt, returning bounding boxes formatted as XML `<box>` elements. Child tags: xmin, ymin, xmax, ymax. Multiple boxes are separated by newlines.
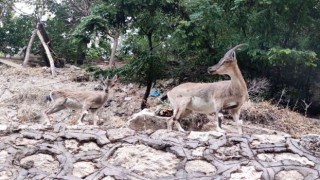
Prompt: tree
<box><xmin>73</xmin><ymin>3</ymin><xmax>128</xmax><ymax>67</ymax></box>
<box><xmin>0</xmin><ymin>14</ymin><xmax>34</xmax><ymax>55</ymax></box>
<box><xmin>110</xmin><ymin>0</ymin><xmax>184</xmax><ymax>109</ymax></box>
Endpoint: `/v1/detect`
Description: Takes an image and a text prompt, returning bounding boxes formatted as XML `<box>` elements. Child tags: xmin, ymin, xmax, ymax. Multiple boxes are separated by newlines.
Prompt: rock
<box><xmin>79</xmin><ymin>142</ymin><xmax>100</xmax><ymax>151</ymax></box>
<box><xmin>275</xmin><ymin>170</ymin><xmax>304</xmax><ymax>180</ymax></box>
<box><xmin>124</xmin><ymin>97</ymin><xmax>133</xmax><ymax>101</ymax></box>
<box><xmin>168</xmin><ymin>146</ymin><xmax>192</xmax><ymax>159</ymax></box>
<box><xmin>15</xmin><ymin>137</ymin><xmax>39</xmax><ymax>146</ymax></box>
<box><xmin>302</xmin><ymin>134</ymin><xmax>320</xmax><ymax>140</ymax></box>
<box><xmin>215</xmin><ymin>144</ymin><xmax>241</xmax><ymax>161</ymax></box>
<box><xmin>0</xmin><ymin>150</ymin><xmax>8</xmax><ymax>163</ymax></box>
<box><xmin>20</xmin><ymin>154</ymin><xmax>59</xmax><ymax>174</ymax></box>
<box><xmin>191</xmin><ymin>147</ymin><xmax>206</xmax><ymax>157</ymax></box>
<box><xmin>0</xmin><ymin>88</ymin><xmax>13</xmax><ymax>101</ymax></box>
<box><xmin>106</xmin><ymin>128</ymin><xmax>135</xmax><ymax>141</ymax></box>
<box><xmin>63</xmin><ymin>129</ymin><xmax>110</xmax><ymax>145</ymax></box>
<box><xmin>187</xmin><ymin>131</ymin><xmax>223</xmax><ymax>142</ymax></box>
<box><xmin>108</xmin><ymin>144</ymin><xmax>180</xmax><ymax>178</ymax></box>
<box><xmin>257</xmin><ymin>153</ymin><xmax>315</xmax><ymax>166</ymax></box>
<box><xmin>127</xmin><ymin>109</ymin><xmax>168</xmax><ymax>131</ymax></box>
<box><xmin>0</xmin><ymin>170</ymin><xmax>13</xmax><ymax>180</ymax></box>
<box><xmin>0</xmin><ymin>125</ymin><xmax>7</xmax><ymax>131</ymax></box>
<box><xmin>185</xmin><ymin>160</ymin><xmax>217</xmax><ymax>175</ymax></box>
<box><xmin>0</xmin><ymin>123</ymin><xmax>319</xmax><ymax>179</ymax></box>
<box><xmin>251</xmin><ymin>134</ymin><xmax>288</xmax><ymax>146</ymax></box>
<box><xmin>101</xmin><ymin>176</ymin><xmax>115</xmax><ymax>180</ymax></box>
<box><xmin>150</xmin><ymin>129</ymin><xmax>184</xmax><ymax>141</ymax></box>
<box><xmin>65</xmin><ymin>139</ymin><xmax>79</xmax><ymax>153</ymax></box>
<box><xmin>70</xmin><ymin>65</ymin><xmax>81</xmax><ymax>70</ymax></box>
<box><xmin>73</xmin><ymin>161</ymin><xmax>96</xmax><ymax>178</ymax></box>
<box><xmin>230</xmin><ymin>166</ymin><xmax>262</xmax><ymax>180</ymax></box>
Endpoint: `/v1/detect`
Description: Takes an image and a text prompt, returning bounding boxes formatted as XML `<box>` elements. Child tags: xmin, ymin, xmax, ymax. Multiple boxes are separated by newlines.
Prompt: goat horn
<box><xmin>224</xmin><ymin>44</ymin><xmax>248</xmax><ymax>58</ymax></box>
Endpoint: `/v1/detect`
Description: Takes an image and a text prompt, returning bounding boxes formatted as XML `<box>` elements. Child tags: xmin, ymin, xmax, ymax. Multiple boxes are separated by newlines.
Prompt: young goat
<box><xmin>44</xmin><ymin>75</ymin><xmax>118</xmax><ymax>125</ymax></box>
<box><xmin>166</xmin><ymin>44</ymin><xmax>249</xmax><ymax>134</ymax></box>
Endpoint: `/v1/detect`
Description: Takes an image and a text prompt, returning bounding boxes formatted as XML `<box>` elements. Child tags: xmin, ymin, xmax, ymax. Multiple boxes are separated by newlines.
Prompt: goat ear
<box><xmin>231</xmin><ymin>51</ymin><xmax>236</xmax><ymax>60</ymax></box>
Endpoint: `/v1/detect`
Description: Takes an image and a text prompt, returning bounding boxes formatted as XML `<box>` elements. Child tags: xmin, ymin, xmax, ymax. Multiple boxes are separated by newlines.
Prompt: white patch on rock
<box><xmin>79</xmin><ymin>142</ymin><xmax>100</xmax><ymax>151</ymax></box>
<box><xmin>127</xmin><ymin>109</ymin><xmax>168</xmax><ymax>131</ymax></box>
<box><xmin>257</xmin><ymin>153</ymin><xmax>315</xmax><ymax>166</ymax></box>
<box><xmin>65</xmin><ymin>139</ymin><xmax>79</xmax><ymax>153</ymax></box>
<box><xmin>20</xmin><ymin>154</ymin><xmax>59</xmax><ymax>174</ymax></box>
<box><xmin>0</xmin><ymin>150</ymin><xmax>8</xmax><ymax>163</ymax></box>
<box><xmin>251</xmin><ymin>134</ymin><xmax>288</xmax><ymax>146</ymax></box>
<box><xmin>185</xmin><ymin>160</ymin><xmax>216</xmax><ymax>175</ymax></box>
<box><xmin>150</xmin><ymin>129</ymin><xmax>184</xmax><ymax>140</ymax></box>
<box><xmin>73</xmin><ymin>161</ymin><xmax>97</xmax><ymax>178</ymax></box>
<box><xmin>108</xmin><ymin>144</ymin><xmax>180</xmax><ymax>178</ymax></box>
<box><xmin>0</xmin><ymin>170</ymin><xmax>13</xmax><ymax>180</ymax></box>
<box><xmin>0</xmin><ymin>124</ymin><xmax>7</xmax><ymax>131</ymax></box>
<box><xmin>101</xmin><ymin>176</ymin><xmax>115</xmax><ymax>180</ymax></box>
<box><xmin>275</xmin><ymin>170</ymin><xmax>304</xmax><ymax>180</ymax></box>
<box><xmin>106</xmin><ymin>128</ymin><xmax>135</xmax><ymax>141</ymax></box>
<box><xmin>0</xmin><ymin>89</ymin><xmax>14</xmax><ymax>101</ymax></box>
<box><xmin>15</xmin><ymin>137</ymin><xmax>39</xmax><ymax>146</ymax></box>
<box><xmin>191</xmin><ymin>147</ymin><xmax>206</xmax><ymax>157</ymax></box>
<box><xmin>230</xmin><ymin>166</ymin><xmax>262</xmax><ymax>180</ymax></box>
<box><xmin>188</xmin><ymin>131</ymin><xmax>223</xmax><ymax>142</ymax></box>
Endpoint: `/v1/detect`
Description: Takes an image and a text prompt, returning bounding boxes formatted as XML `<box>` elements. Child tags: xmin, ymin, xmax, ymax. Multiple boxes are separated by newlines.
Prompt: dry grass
<box><xmin>242</xmin><ymin>101</ymin><xmax>320</xmax><ymax>137</ymax></box>
<box><xmin>1</xmin><ymin>65</ymin><xmax>319</xmax><ymax>137</ymax></box>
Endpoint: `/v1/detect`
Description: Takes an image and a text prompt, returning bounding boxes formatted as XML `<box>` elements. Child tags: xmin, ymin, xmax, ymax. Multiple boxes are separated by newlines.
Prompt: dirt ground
<box><xmin>0</xmin><ymin>64</ymin><xmax>319</xmax><ymax>137</ymax></box>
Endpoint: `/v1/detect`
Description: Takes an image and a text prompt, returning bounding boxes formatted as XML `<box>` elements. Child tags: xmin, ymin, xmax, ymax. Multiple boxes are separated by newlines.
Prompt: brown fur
<box><xmin>44</xmin><ymin>75</ymin><xmax>118</xmax><ymax>125</ymax></box>
<box><xmin>167</xmin><ymin>44</ymin><xmax>248</xmax><ymax>133</ymax></box>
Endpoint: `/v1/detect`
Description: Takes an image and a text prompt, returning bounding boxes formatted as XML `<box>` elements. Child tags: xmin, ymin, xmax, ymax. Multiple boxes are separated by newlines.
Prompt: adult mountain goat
<box><xmin>166</xmin><ymin>44</ymin><xmax>249</xmax><ymax>134</ymax></box>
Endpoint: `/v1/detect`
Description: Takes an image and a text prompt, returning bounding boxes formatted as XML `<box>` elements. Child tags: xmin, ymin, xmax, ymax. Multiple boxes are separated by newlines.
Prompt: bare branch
<box><xmin>301</xmin><ymin>99</ymin><xmax>312</xmax><ymax>117</ymax></box>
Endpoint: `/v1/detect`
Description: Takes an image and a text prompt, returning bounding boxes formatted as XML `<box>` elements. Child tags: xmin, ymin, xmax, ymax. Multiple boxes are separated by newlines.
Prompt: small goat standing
<box><xmin>166</xmin><ymin>44</ymin><xmax>249</xmax><ymax>134</ymax></box>
<box><xmin>44</xmin><ymin>75</ymin><xmax>118</xmax><ymax>125</ymax></box>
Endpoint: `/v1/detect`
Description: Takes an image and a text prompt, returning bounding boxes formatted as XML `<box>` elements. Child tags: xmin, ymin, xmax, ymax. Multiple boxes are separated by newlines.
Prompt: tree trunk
<box><xmin>38</xmin><ymin>23</ymin><xmax>55</xmax><ymax>67</ymax></box>
<box><xmin>141</xmin><ymin>78</ymin><xmax>153</xmax><ymax>110</ymax></box>
<box><xmin>37</xmin><ymin>30</ymin><xmax>56</xmax><ymax>76</ymax></box>
<box><xmin>109</xmin><ymin>34</ymin><xmax>119</xmax><ymax>67</ymax></box>
<box><xmin>140</xmin><ymin>32</ymin><xmax>154</xmax><ymax>110</ymax></box>
<box><xmin>23</xmin><ymin>29</ymin><xmax>37</xmax><ymax>67</ymax></box>
<box><xmin>76</xmin><ymin>43</ymin><xmax>86</xmax><ymax>65</ymax></box>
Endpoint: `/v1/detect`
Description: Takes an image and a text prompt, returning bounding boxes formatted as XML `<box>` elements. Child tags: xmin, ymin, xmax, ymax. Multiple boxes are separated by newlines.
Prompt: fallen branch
<box><xmin>36</xmin><ymin>30</ymin><xmax>56</xmax><ymax>76</ymax></box>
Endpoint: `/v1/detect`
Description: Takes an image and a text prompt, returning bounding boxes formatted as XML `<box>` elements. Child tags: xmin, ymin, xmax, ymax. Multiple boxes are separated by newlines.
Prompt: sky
<box><xmin>13</xmin><ymin>2</ymin><xmax>56</xmax><ymax>21</ymax></box>
<box><xmin>14</xmin><ymin>2</ymin><xmax>35</xmax><ymax>15</ymax></box>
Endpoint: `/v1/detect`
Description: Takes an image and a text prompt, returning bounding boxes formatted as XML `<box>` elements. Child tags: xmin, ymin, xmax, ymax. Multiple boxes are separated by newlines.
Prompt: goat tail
<box><xmin>160</xmin><ymin>94</ymin><xmax>168</xmax><ymax>102</ymax></box>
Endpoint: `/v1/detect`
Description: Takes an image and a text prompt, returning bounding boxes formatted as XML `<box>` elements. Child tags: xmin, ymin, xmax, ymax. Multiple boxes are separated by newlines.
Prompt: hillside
<box><xmin>0</xmin><ymin>65</ymin><xmax>319</xmax><ymax>179</ymax></box>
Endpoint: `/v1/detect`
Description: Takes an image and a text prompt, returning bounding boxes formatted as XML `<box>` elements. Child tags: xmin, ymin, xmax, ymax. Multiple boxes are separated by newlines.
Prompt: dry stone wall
<box><xmin>0</xmin><ymin>123</ymin><xmax>319</xmax><ymax>180</ymax></box>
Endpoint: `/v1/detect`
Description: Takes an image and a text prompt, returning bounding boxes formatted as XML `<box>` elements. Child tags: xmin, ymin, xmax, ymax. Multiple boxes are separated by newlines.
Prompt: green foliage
<box><xmin>86</xmin><ymin>64</ymin><xmax>122</xmax><ymax>79</ymax></box>
<box><xmin>3</xmin><ymin>0</ymin><xmax>320</xmax><ymax>113</ymax></box>
<box><xmin>267</xmin><ymin>48</ymin><xmax>318</xmax><ymax>67</ymax></box>
<box><xmin>45</xmin><ymin>3</ymin><xmax>80</xmax><ymax>61</ymax></box>
<box><xmin>0</xmin><ymin>15</ymin><xmax>34</xmax><ymax>54</ymax></box>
